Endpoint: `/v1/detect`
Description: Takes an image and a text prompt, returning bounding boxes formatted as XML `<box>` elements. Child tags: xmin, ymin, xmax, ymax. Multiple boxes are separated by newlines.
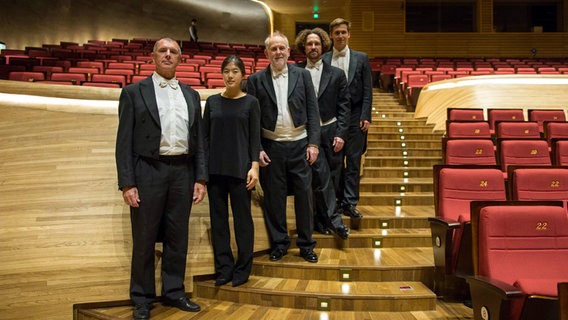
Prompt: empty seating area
<box><xmin>374</xmin><ymin>57</ymin><xmax>568</xmax><ymax>109</ymax></box>
<box><xmin>1</xmin><ymin>38</ymin><xmax>270</xmax><ymax>88</ymax></box>
<box><xmin>434</xmin><ymin>106</ymin><xmax>568</xmax><ymax>308</ymax></box>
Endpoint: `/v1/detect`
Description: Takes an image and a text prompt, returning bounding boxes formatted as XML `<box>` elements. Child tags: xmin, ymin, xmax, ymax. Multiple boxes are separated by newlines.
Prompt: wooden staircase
<box><xmin>75</xmin><ymin>91</ymin><xmax>474</xmax><ymax>319</ymax></box>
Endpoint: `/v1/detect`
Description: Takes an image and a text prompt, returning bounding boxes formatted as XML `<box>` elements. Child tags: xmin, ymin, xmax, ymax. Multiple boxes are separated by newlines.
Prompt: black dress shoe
<box><xmin>342</xmin><ymin>205</ymin><xmax>363</xmax><ymax>219</ymax></box>
<box><xmin>314</xmin><ymin>222</ymin><xmax>331</xmax><ymax>235</ymax></box>
<box><xmin>133</xmin><ymin>303</ymin><xmax>151</xmax><ymax>320</ymax></box>
<box><xmin>215</xmin><ymin>276</ymin><xmax>232</xmax><ymax>286</ymax></box>
<box><xmin>232</xmin><ymin>278</ymin><xmax>249</xmax><ymax>287</ymax></box>
<box><xmin>334</xmin><ymin>225</ymin><xmax>350</xmax><ymax>240</ymax></box>
<box><xmin>269</xmin><ymin>248</ymin><xmax>287</xmax><ymax>261</ymax></box>
<box><xmin>162</xmin><ymin>296</ymin><xmax>201</xmax><ymax>312</ymax></box>
<box><xmin>300</xmin><ymin>249</ymin><xmax>318</xmax><ymax>263</ymax></box>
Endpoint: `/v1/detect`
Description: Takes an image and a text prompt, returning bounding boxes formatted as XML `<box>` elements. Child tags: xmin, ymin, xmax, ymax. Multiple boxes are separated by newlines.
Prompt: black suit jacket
<box><xmin>296</xmin><ymin>61</ymin><xmax>351</xmax><ymax>140</ymax></box>
<box><xmin>115</xmin><ymin>76</ymin><xmax>207</xmax><ymax>189</ymax></box>
<box><xmin>323</xmin><ymin>48</ymin><xmax>373</xmax><ymax>124</ymax></box>
<box><xmin>246</xmin><ymin>64</ymin><xmax>321</xmax><ymax>147</ymax></box>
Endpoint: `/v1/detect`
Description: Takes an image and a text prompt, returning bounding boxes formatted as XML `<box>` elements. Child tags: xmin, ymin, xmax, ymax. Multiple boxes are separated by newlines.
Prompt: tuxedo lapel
<box><xmin>180</xmin><ymin>84</ymin><xmax>195</xmax><ymax>128</ymax></box>
<box><xmin>261</xmin><ymin>67</ymin><xmax>277</xmax><ymax>106</ymax></box>
<box><xmin>347</xmin><ymin>51</ymin><xmax>357</xmax><ymax>85</ymax></box>
<box><xmin>318</xmin><ymin>63</ymin><xmax>332</xmax><ymax>98</ymax></box>
<box><xmin>139</xmin><ymin>77</ymin><xmax>161</xmax><ymax>128</ymax></box>
<box><xmin>287</xmin><ymin>65</ymin><xmax>299</xmax><ymax>99</ymax></box>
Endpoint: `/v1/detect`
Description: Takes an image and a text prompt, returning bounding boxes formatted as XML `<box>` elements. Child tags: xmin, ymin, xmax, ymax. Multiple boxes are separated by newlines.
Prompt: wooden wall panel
<box><xmin>273</xmin><ymin>0</ymin><xmax>568</xmax><ymax>58</ymax></box>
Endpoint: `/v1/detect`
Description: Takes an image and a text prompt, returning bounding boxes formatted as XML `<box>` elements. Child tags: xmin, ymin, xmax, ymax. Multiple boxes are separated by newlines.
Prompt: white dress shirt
<box><xmin>152</xmin><ymin>72</ymin><xmax>189</xmax><ymax>155</ymax></box>
<box><xmin>261</xmin><ymin>67</ymin><xmax>307</xmax><ymax>142</ymax></box>
<box><xmin>331</xmin><ymin>46</ymin><xmax>350</xmax><ymax>80</ymax></box>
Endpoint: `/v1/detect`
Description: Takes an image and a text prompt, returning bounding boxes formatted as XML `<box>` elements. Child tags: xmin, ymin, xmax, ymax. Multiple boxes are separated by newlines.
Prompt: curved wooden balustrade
<box><xmin>414</xmin><ymin>75</ymin><xmax>568</xmax><ymax>132</ymax></box>
<box><xmin>0</xmin><ymin>80</ymin><xmax>271</xmax><ymax>319</ymax></box>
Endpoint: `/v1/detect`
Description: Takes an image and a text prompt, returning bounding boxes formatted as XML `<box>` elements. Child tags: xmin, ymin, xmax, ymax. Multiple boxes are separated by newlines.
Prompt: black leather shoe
<box><xmin>232</xmin><ymin>278</ymin><xmax>249</xmax><ymax>287</ymax></box>
<box><xmin>215</xmin><ymin>276</ymin><xmax>232</xmax><ymax>286</ymax></box>
<box><xmin>133</xmin><ymin>303</ymin><xmax>151</xmax><ymax>320</ymax></box>
<box><xmin>269</xmin><ymin>248</ymin><xmax>287</xmax><ymax>261</ymax></box>
<box><xmin>342</xmin><ymin>205</ymin><xmax>363</xmax><ymax>219</ymax></box>
<box><xmin>334</xmin><ymin>225</ymin><xmax>350</xmax><ymax>240</ymax></box>
<box><xmin>300</xmin><ymin>249</ymin><xmax>318</xmax><ymax>263</ymax></box>
<box><xmin>162</xmin><ymin>296</ymin><xmax>201</xmax><ymax>312</ymax></box>
<box><xmin>315</xmin><ymin>221</ymin><xmax>331</xmax><ymax>235</ymax></box>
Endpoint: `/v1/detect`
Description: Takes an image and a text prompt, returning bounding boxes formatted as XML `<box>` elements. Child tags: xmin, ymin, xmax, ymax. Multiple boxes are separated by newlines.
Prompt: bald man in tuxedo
<box><xmin>116</xmin><ymin>38</ymin><xmax>205</xmax><ymax>320</ymax></box>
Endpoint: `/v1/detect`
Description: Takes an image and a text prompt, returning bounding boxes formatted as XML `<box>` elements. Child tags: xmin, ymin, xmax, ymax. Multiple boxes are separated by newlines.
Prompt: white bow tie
<box><xmin>159</xmin><ymin>79</ymin><xmax>178</xmax><ymax>89</ymax></box>
<box><xmin>272</xmin><ymin>68</ymin><xmax>288</xmax><ymax>79</ymax></box>
<box><xmin>306</xmin><ymin>60</ymin><xmax>322</xmax><ymax>70</ymax></box>
<box><xmin>333</xmin><ymin>51</ymin><xmax>347</xmax><ymax>59</ymax></box>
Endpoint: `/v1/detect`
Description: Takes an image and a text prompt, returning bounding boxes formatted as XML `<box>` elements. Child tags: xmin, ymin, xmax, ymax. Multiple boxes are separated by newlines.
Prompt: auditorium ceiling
<box><xmin>261</xmin><ymin>0</ymin><xmax>346</xmax><ymax>16</ymax></box>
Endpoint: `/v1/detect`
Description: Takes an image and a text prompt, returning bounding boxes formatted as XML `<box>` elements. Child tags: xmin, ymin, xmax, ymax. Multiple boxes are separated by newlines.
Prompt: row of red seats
<box><xmin>447</xmin><ymin>108</ymin><xmax>567</xmax><ymax>134</ymax></box>
<box><xmin>429</xmin><ymin>164</ymin><xmax>568</xmax><ymax>320</ymax></box>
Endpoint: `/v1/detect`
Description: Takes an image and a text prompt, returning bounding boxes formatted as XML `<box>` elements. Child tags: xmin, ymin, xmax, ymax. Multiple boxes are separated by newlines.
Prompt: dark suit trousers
<box><xmin>313</xmin><ymin>122</ymin><xmax>344</xmax><ymax>229</ymax></box>
<box><xmin>339</xmin><ymin>111</ymin><xmax>367</xmax><ymax>208</ymax></box>
<box><xmin>207</xmin><ymin>174</ymin><xmax>254</xmax><ymax>282</ymax></box>
<box><xmin>260</xmin><ymin>138</ymin><xmax>316</xmax><ymax>251</ymax></box>
<box><xmin>129</xmin><ymin>157</ymin><xmax>194</xmax><ymax>305</ymax></box>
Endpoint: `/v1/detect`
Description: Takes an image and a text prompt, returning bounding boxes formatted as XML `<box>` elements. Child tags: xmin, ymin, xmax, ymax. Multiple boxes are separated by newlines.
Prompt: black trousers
<box><xmin>339</xmin><ymin>123</ymin><xmax>367</xmax><ymax>208</ymax></box>
<box><xmin>129</xmin><ymin>157</ymin><xmax>194</xmax><ymax>305</ymax></box>
<box><xmin>207</xmin><ymin>174</ymin><xmax>254</xmax><ymax>282</ymax></box>
<box><xmin>313</xmin><ymin>122</ymin><xmax>344</xmax><ymax>229</ymax></box>
<box><xmin>260</xmin><ymin>138</ymin><xmax>316</xmax><ymax>251</ymax></box>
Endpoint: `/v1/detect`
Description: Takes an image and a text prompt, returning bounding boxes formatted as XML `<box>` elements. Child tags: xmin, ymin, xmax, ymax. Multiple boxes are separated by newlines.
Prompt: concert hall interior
<box><xmin>1</xmin><ymin>1</ymin><xmax>568</xmax><ymax>319</ymax></box>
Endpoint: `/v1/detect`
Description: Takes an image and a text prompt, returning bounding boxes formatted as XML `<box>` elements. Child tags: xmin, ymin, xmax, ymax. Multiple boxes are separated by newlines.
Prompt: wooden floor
<box><xmin>0</xmin><ymin>81</ymin><xmax>472</xmax><ymax>319</ymax></box>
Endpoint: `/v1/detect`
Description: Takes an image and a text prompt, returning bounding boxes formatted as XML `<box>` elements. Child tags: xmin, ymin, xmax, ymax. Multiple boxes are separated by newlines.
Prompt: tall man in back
<box><xmin>247</xmin><ymin>31</ymin><xmax>321</xmax><ymax>263</ymax></box>
<box><xmin>323</xmin><ymin>18</ymin><xmax>373</xmax><ymax>220</ymax></box>
<box><xmin>295</xmin><ymin>28</ymin><xmax>351</xmax><ymax>239</ymax></box>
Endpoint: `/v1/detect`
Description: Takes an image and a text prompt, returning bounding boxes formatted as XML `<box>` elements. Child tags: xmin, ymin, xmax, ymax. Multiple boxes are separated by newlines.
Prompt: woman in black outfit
<box><xmin>203</xmin><ymin>55</ymin><xmax>261</xmax><ymax>287</ymax></box>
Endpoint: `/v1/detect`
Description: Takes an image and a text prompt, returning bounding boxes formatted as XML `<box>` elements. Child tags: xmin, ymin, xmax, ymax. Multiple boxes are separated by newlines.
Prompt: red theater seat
<box><xmin>552</xmin><ymin>139</ymin><xmax>568</xmax><ymax>166</ymax></box>
<box><xmin>428</xmin><ymin>165</ymin><xmax>506</xmax><ymax>299</ymax></box>
<box><xmin>467</xmin><ymin>201</ymin><xmax>568</xmax><ymax>320</ymax></box>
<box><xmin>545</xmin><ymin>122</ymin><xmax>568</xmax><ymax>144</ymax></box>
<box><xmin>528</xmin><ymin>109</ymin><xmax>567</xmax><ymax>134</ymax></box>
<box><xmin>508</xmin><ymin>166</ymin><xmax>568</xmax><ymax>210</ymax></box>
<box><xmin>497</xmin><ymin>138</ymin><xmax>551</xmax><ymax>175</ymax></box>
<box><xmin>495</xmin><ymin>121</ymin><xmax>540</xmax><ymax>139</ymax></box>
<box><xmin>8</xmin><ymin>71</ymin><xmax>45</xmax><ymax>82</ymax></box>
<box><xmin>446</xmin><ymin>121</ymin><xmax>491</xmax><ymax>138</ymax></box>
<box><xmin>447</xmin><ymin>108</ymin><xmax>485</xmax><ymax>122</ymax></box>
<box><xmin>443</xmin><ymin>139</ymin><xmax>496</xmax><ymax>165</ymax></box>
<box><xmin>488</xmin><ymin>109</ymin><xmax>525</xmax><ymax>134</ymax></box>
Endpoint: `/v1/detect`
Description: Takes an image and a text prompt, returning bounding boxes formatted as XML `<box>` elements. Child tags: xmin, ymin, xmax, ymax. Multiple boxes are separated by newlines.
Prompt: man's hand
<box><xmin>333</xmin><ymin>137</ymin><xmax>345</xmax><ymax>153</ymax></box>
<box><xmin>122</xmin><ymin>186</ymin><xmax>140</xmax><ymax>208</ymax></box>
<box><xmin>306</xmin><ymin>145</ymin><xmax>319</xmax><ymax>165</ymax></box>
<box><xmin>193</xmin><ymin>181</ymin><xmax>206</xmax><ymax>204</ymax></box>
<box><xmin>360</xmin><ymin>120</ymin><xmax>370</xmax><ymax>132</ymax></box>
<box><xmin>259</xmin><ymin>150</ymin><xmax>271</xmax><ymax>167</ymax></box>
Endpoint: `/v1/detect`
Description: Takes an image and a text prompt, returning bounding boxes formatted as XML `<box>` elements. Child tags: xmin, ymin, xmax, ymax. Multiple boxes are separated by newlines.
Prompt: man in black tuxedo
<box><xmin>323</xmin><ymin>18</ymin><xmax>373</xmax><ymax>221</ymax></box>
<box><xmin>247</xmin><ymin>31</ymin><xmax>321</xmax><ymax>263</ymax></box>
<box><xmin>295</xmin><ymin>28</ymin><xmax>351</xmax><ymax>239</ymax></box>
<box><xmin>115</xmin><ymin>38</ymin><xmax>206</xmax><ymax>320</ymax></box>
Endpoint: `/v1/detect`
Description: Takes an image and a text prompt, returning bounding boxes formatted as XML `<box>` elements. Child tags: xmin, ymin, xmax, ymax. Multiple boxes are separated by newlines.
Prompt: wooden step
<box><xmin>367</xmin><ymin>147</ymin><xmax>442</xmax><ymax>157</ymax></box>
<box><xmin>312</xmin><ymin>227</ymin><xmax>431</xmax><ymax>248</ymax></box>
<box><xmin>367</xmin><ymin>139</ymin><xmax>441</xmax><ymax>149</ymax></box>
<box><xmin>251</xmin><ymin>247</ymin><xmax>434</xmax><ymax>283</ymax></box>
<box><xmin>194</xmin><ymin>276</ymin><xmax>436</xmax><ymax>312</ymax></box>
<box><xmin>363</xmin><ymin>156</ymin><xmax>441</xmax><ymax>168</ymax></box>
<box><xmin>75</xmin><ymin>297</ymin><xmax>474</xmax><ymax>319</ymax></box>
<box><xmin>369</xmin><ymin>126</ymin><xmax>436</xmax><ymax>134</ymax></box>
<box><xmin>368</xmin><ymin>132</ymin><xmax>443</xmax><ymax>140</ymax></box>
<box><xmin>359</xmin><ymin>177</ymin><xmax>434</xmax><ymax>193</ymax></box>
<box><xmin>363</xmin><ymin>166</ymin><xmax>434</xmax><ymax>178</ymax></box>
<box><xmin>359</xmin><ymin>191</ymin><xmax>434</xmax><ymax>206</ymax></box>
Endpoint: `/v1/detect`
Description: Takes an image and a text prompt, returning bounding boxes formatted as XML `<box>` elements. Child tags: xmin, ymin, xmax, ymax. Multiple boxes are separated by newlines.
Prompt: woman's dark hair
<box><xmin>221</xmin><ymin>55</ymin><xmax>246</xmax><ymax>76</ymax></box>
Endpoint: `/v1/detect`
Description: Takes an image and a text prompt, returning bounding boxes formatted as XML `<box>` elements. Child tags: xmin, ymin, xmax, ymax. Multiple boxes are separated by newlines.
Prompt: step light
<box><xmin>317</xmin><ymin>297</ymin><xmax>331</xmax><ymax>311</ymax></box>
<box><xmin>372</xmin><ymin>237</ymin><xmax>383</xmax><ymax>248</ymax></box>
<box><xmin>339</xmin><ymin>269</ymin><xmax>352</xmax><ymax>282</ymax></box>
